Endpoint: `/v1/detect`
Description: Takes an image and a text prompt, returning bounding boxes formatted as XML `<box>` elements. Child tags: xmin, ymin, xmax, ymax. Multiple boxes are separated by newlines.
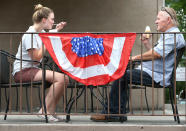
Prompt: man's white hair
<box><xmin>161</xmin><ymin>7</ymin><xmax>179</xmax><ymax>27</ymax></box>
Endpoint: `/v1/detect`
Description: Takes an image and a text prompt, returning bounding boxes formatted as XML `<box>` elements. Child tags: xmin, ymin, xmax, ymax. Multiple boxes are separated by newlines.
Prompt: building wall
<box><xmin>0</xmin><ymin>0</ymin><xmax>164</xmax><ymax>111</ymax></box>
<box><xmin>0</xmin><ymin>0</ymin><xmax>163</xmax><ymax>54</ymax></box>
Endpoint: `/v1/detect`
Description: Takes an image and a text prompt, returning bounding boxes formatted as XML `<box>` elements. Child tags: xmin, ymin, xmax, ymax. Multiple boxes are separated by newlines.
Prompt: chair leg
<box><xmin>66</xmin><ymin>88</ymin><xmax>74</xmax><ymax>108</ymax></box>
<box><xmin>89</xmin><ymin>87</ymin><xmax>109</xmax><ymax>113</ymax></box>
<box><xmin>127</xmin><ymin>86</ymin><xmax>132</xmax><ymax>114</ymax></box>
<box><xmin>84</xmin><ymin>88</ymin><xmax>86</xmax><ymax>113</ymax></box>
<box><xmin>90</xmin><ymin>87</ymin><xmax>94</xmax><ymax>112</ymax></box>
<box><xmin>169</xmin><ymin>87</ymin><xmax>177</xmax><ymax>122</ymax></box>
<box><xmin>103</xmin><ymin>87</ymin><xmax>107</xmax><ymax>111</ymax></box>
<box><xmin>4</xmin><ymin>88</ymin><xmax>9</xmax><ymax>120</ymax></box>
<box><xmin>26</xmin><ymin>88</ymin><xmax>30</xmax><ymax>113</ymax></box>
<box><xmin>144</xmin><ymin>87</ymin><xmax>149</xmax><ymax>112</ymax></box>
<box><xmin>4</xmin><ymin>87</ymin><xmax>8</xmax><ymax>104</ymax></box>
<box><xmin>4</xmin><ymin>96</ymin><xmax>9</xmax><ymax>120</ymax></box>
<box><xmin>175</xmin><ymin>104</ymin><xmax>180</xmax><ymax>123</ymax></box>
<box><xmin>66</xmin><ymin>87</ymin><xmax>85</xmax><ymax>122</ymax></box>
<box><xmin>43</xmin><ymin>88</ymin><xmax>48</xmax><ymax>123</ymax></box>
<box><xmin>16</xmin><ymin>87</ymin><xmax>18</xmax><ymax>111</ymax></box>
<box><xmin>38</xmin><ymin>88</ymin><xmax>42</xmax><ymax>108</ymax></box>
<box><xmin>75</xmin><ymin>89</ymin><xmax>78</xmax><ymax>110</ymax></box>
<box><xmin>42</xmin><ymin>65</ymin><xmax>48</xmax><ymax>123</ymax></box>
<box><xmin>170</xmin><ymin>87</ymin><xmax>180</xmax><ymax>123</ymax></box>
<box><xmin>0</xmin><ymin>87</ymin><xmax>1</xmax><ymax>112</ymax></box>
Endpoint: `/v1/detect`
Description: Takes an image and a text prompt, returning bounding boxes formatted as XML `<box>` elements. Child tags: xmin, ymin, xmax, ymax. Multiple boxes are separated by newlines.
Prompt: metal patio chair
<box><xmin>129</xmin><ymin>46</ymin><xmax>185</xmax><ymax>123</ymax></box>
<box><xmin>0</xmin><ymin>50</ymin><xmax>50</xmax><ymax>123</ymax></box>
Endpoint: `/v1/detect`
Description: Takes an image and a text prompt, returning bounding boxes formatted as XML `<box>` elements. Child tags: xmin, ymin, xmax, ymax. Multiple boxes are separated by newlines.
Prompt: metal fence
<box><xmin>0</xmin><ymin>32</ymin><xmax>185</xmax><ymax>123</ymax></box>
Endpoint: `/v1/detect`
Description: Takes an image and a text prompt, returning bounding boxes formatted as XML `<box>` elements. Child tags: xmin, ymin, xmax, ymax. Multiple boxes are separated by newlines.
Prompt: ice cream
<box><xmin>145</xmin><ymin>26</ymin><xmax>151</xmax><ymax>38</ymax></box>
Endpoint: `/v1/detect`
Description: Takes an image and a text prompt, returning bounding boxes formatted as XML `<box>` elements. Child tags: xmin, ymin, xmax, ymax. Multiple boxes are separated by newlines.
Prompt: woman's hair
<box><xmin>32</xmin><ymin>4</ymin><xmax>53</xmax><ymax>23</ymax></box>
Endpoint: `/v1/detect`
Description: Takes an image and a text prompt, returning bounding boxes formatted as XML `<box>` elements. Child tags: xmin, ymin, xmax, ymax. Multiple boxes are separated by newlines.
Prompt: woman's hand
<box><xmin>55</xmin><ymin>21</ymin><xmax>67</xmax><ymax>31</ymax></box>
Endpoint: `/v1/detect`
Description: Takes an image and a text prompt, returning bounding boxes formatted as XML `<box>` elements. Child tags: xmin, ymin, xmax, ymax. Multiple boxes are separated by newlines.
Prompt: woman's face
<box><xmin>43</xmin><ymin>12</ymin><xmax>55</xmax><ymax>29</ymax></box>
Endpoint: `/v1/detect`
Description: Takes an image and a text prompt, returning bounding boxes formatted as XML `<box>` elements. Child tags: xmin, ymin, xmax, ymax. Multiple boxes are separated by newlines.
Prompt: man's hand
<box><xmin>130</xmin><ymin>56</ymin><xmax>137</xmax><ymax>61</ymax></box>
<box><xmin>140</xmin><ymin>34</ymin><xmax>152</xmax><ymax>50</ymax></box>
<box><xmin>140</xmin><ymin>33</ymin><xmax>151</xmax><ymax>42</ymax></box>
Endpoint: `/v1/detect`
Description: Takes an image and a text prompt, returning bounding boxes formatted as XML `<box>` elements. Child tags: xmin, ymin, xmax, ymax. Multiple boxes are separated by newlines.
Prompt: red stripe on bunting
<box><xmin>38</xmin><ymin>34</ymin><xmax>62</xmax><ymax>73</ymax></box>
<box><xmin>110</xmin><ymin>33</ymin><xmax>136</xmax><ymax>81</ymax></box>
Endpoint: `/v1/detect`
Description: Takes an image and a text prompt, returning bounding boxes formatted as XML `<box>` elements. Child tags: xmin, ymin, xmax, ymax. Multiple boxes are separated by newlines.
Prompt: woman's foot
<box><xmin>37</xmin><ymin>113</ymin><xmax>60</xmax><ymax>122</ymax></box>
<box><xmin>37</xmin><ymin>109</ymin><xmax>65</xmax><ymax>122</ymax></box>
<box><xmin>52</xmin><ymin>114</ymin><xmax>65</xmax><ymax>121</ymax></box>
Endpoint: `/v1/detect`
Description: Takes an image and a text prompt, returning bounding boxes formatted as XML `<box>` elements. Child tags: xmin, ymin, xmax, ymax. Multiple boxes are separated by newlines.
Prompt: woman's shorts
<box><xmin>14</xmin><ymin>68</ymin><xmax>40</xmax><ymax>83</ymax></box>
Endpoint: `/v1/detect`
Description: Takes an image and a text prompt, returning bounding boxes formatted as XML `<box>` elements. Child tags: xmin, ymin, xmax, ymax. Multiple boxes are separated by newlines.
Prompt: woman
<box><xmin>13</xmin><ymin>4</ymin><xmax>69</xmax><ymax>122</ymax></box>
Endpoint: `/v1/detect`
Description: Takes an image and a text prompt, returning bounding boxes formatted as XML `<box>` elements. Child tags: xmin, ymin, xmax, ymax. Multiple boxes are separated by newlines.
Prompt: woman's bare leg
<box><xmin>33</xmin><ymin>69</ymin><xmax>69</xmax><ymax>114</ymax></box>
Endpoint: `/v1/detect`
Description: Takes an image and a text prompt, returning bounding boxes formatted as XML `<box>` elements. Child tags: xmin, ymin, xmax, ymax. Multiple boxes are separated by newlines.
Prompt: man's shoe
<box><xmin>90</xmin><ymin>114</ymin><xmax>127</xmax><ymax>122</ymax></box>
<box><xmin>106</xmin><ymin>116</ymin><xmax>127</xmax><ymax>122</ymax></box>
<box><xmin>90</xmin><ymin>114</ymin><xmax>107</xmax><ymax>122</ymax></box>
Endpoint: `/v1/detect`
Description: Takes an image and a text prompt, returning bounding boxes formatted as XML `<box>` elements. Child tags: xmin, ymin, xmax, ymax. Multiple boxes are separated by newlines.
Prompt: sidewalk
<box><xmin>0</xmin><ymin>104</ymin><xmax>185</xmax><ymax>131</ymax></box>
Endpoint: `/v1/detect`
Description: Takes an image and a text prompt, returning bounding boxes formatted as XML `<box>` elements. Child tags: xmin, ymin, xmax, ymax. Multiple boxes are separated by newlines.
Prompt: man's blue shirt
<box><xmin>139</xmin><ymin>27</ymin><xmax>185</xmax><ymax>86</ymax></box>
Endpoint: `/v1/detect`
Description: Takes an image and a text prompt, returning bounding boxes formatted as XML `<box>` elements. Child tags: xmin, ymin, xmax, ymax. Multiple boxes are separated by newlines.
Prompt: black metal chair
<box><xmin>129</xmin><ymin>46</ymin><xmax>185</xmax><ymax>123</ymax></box>
<box><xmin>0</xmin><ymin>50</ymin><xmax>50</xmax><ymax>123</ymax></box>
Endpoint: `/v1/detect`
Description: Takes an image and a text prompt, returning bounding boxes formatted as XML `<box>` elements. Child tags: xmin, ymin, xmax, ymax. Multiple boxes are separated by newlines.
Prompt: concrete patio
<box><xmin>0</xmin><ymin>104</ymin><xmax>185</xmax><ymax>131</ymax></box>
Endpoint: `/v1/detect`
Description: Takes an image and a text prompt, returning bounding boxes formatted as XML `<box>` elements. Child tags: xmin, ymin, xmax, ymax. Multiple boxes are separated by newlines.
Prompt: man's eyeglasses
<box><xmin>161</xmin><ymin>7</ymin><xmax>173</xmax><ymax>19</ymax></box>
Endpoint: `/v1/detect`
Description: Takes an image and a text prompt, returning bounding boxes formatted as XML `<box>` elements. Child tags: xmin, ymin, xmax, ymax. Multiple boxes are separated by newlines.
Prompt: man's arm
<box><xmin>143</xmin><ymin>41</ymin><xmax>152</xmax><ymax>50</ymax></box>
<box><xmin>131</xmin><ymin>49</ymin><xmax>161</xmax><ymax>61</ymax></box>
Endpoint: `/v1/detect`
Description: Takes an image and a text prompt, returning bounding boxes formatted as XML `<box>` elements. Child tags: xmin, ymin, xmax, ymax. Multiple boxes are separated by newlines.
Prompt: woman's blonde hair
<box><xmin>32</xmin><ymin>4</ymin><xmax>53</xmax><ymax>23</ymax></box>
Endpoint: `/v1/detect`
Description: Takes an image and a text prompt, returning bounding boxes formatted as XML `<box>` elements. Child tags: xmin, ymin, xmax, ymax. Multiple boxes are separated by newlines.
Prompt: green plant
<box><xmin>166</xmin><ymin>0</ymin><xmax>186</xmax><ymax>33</ymax></box>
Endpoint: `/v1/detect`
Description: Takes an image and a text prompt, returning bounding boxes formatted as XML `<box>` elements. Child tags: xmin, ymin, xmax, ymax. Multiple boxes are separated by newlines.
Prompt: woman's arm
<box><xmin>28</xmin><ymin>46</ymin><xmax>46</xmax><ymax>61</ymax></box>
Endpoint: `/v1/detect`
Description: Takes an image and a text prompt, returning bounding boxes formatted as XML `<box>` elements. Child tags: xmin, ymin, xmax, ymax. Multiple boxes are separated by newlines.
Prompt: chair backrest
<box><xmin>0</xmin><ymin>50</ymin><xmax>10</xmax><ymax>84</ymax></box>
<box><xmin>176</xmin><ymin>47</ymin><xmax>185</xmax><ymax>68</ymax></box>
<box><xmin>170</xmin><ymin>46</ymin><xmax>185</xmax><ymax>85</ymax></box>
<box><xmin>152</xmin><ymin>46</ymin><xmax>185</xmax><ymax>88</ymax></box>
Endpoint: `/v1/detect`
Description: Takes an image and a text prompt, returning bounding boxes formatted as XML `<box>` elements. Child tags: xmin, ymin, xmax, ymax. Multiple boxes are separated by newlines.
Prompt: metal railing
<box><xmin>0</xmin><ymin>32</ymin><xmax>185</xmax><ymax>123</ymax></box>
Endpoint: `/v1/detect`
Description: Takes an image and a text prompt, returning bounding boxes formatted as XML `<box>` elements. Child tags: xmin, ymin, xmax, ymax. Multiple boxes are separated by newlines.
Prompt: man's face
<box><xmin>155</xmin><ymin>11</ymin><xmax>169</xmax><ymax>32</ymax></box>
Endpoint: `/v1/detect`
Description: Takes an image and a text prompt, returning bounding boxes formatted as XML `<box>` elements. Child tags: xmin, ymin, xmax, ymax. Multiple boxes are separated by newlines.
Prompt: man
<box><xmin>91</xmin><ymin>7</ymin><xmax>185</xmax><ymax>122</ymax></box>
